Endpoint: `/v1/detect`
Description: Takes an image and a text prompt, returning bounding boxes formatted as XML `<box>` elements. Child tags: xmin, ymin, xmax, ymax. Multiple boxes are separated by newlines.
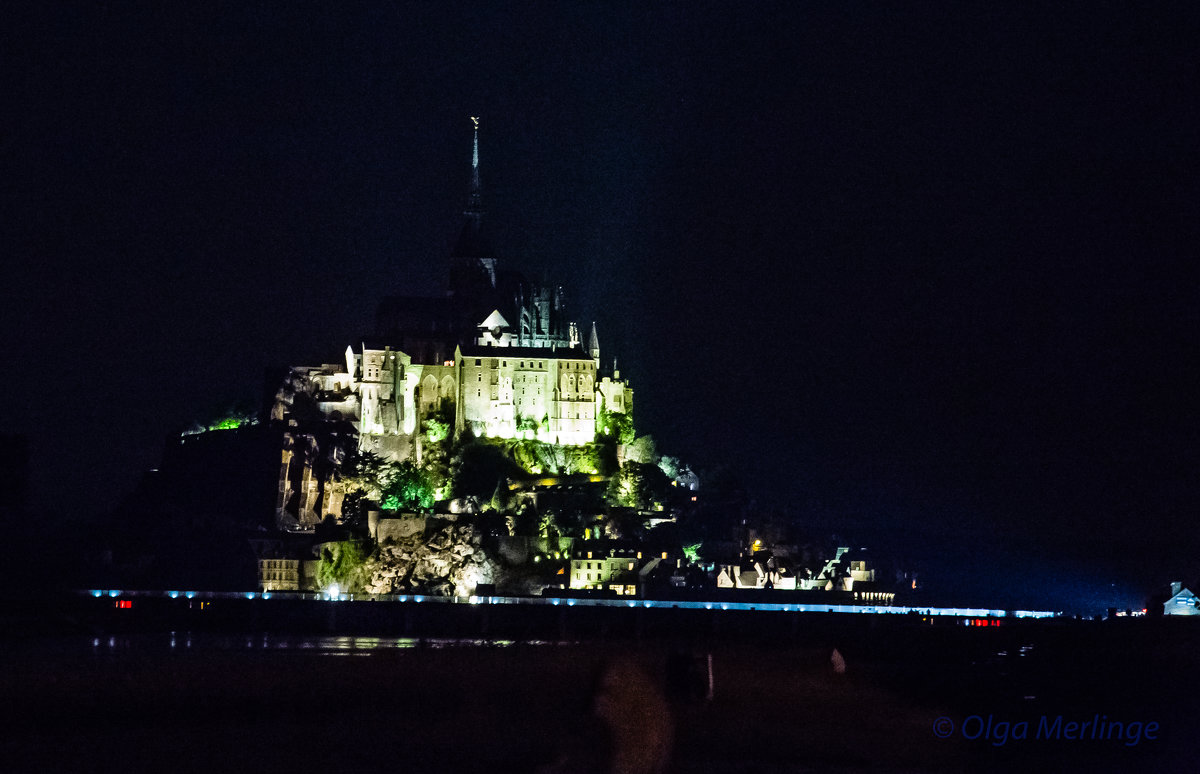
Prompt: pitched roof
<box><xmin>479</xmin><ymin>309</ymin><xmax>510</xmax><ymax>330</ymax></box>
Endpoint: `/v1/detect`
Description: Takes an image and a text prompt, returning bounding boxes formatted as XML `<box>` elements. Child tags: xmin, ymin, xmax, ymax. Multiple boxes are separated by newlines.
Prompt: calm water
<box><xmin>6</xmin><ymin>631</ymin><xmax>572</xmax><ymax>658</ymax></box>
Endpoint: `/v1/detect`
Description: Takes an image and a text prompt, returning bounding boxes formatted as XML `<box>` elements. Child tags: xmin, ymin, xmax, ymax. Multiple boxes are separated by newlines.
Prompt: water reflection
<box><xmin>71</xmin><ymin>632</ymin><xmax>564</xmax><ymax>655</ymax></box>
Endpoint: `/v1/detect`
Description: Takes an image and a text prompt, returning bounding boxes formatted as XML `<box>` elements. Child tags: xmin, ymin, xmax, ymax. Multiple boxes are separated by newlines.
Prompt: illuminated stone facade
<box><xmin>272</xmin><ymin>120</ymin><xmax>632</xmax><ymax>527</ymax></box>
<box><xmin>258</xmin><ymin>558</ymin><xmax>301</xmax><ymax>592</ymax></box>
<box><xmin>455</xmin><ymin>343</ymin><xmax>599</xmax><ymax>445</ymax></box>
<box><xmin>567</xmin><ymin>541</ymin><xmax>680</xmax><ymax>596</ymax></box>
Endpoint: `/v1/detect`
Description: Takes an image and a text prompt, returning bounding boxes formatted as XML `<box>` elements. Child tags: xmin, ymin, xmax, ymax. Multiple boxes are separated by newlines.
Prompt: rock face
<box><xmin>374</xmin><ymin>513</ymin><xmax>426</xmax><ymax>542</ymax></box>
<box><xmin>363</xmin><ymin>520</ymin><xmax>498</xmax><ymax>597</ymax></box>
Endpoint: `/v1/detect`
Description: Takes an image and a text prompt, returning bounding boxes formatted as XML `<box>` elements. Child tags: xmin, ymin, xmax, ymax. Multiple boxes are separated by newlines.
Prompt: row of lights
<box><xmin>87</xmin><ymin>589</ymin><xmax>1057</xmax><ymax>618</ymax></box>
<box><xmin>101</xmin><ymin>594</ymin><xmax>1019</xmax><ymax>623</ymax></box>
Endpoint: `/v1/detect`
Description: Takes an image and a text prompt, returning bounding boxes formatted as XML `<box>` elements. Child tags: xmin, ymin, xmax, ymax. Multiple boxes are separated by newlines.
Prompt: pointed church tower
<box><xmin>588</xmin><ymin>321</ymin><xmax>600</xmax><ymax>367</ymax></box>
<box><xmin>450</xmin><ymin>117</ymin><xmax>497</xmax><ymax>298</ymax></box>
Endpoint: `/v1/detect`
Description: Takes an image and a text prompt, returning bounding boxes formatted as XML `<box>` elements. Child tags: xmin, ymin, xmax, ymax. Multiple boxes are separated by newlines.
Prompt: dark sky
<box><xmin>5</xmin><ymin>3</ymin><xmax>1198</xmax><ymax>604</ymax></box>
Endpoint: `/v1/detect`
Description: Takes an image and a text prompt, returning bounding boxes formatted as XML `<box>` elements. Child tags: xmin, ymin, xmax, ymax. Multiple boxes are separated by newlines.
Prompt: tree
<box><xmin>624</xmin><ymin>435</ymin><xmax>658</xmax><ymax>465</ymax></box>
<box><xmin>316</xmin><ymin>540</ymin><xmax>372</xmax><ymax>592</ymax></box>
<box><xmin>340</xmin><ymin>449</ymin><xmax>395</xmax><ymax>499</ymax></box>
<box><xmin>605</xmin><ymin>461</ymin><xmax>670</xmax><ymax>509</ymax></box>
<box><xmin>658</xmin><ymin>455</ymin><xmax>682</xmax><ymax>479</ymax></box>
<box><xmin>338</xmin><ymin>448</ymin><xmax>398</xmax><ymax>522</ymax></box>
<box><xmin>598</xmin><ymin>407</ymin><xmax>636</xmax><ymax>445</ymax></box>
<box><xmin>420</xmin><ymin>409</ymin><xmax>453</xmax><ymax>498</ymax></box>
<box><xmin>422</xmin><ymin>408</ymin><xmax>452</xmax><ymax>444</ymax></box>
<box><xmin>380</xmin><ymin>461</ymin><xmax>434</xmax><ymax>510</ymax></box>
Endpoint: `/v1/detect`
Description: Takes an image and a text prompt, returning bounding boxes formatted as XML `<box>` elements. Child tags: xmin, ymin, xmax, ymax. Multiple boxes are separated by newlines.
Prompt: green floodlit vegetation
<box><xmin>379</xmin><ymin>461</ymin><xmax>435</xmax><ymax>511</ymax></box>
<box><xmin>423</xmin><ymin>413</ymin><xmax>451</xmax><ymax>444</ymax></box>
<box><xmin>182</xmin><ymin>410</ymin><xmax>258</xmax><ymax>436</ymax></box>
<box><xmin>352</xmin><ymin>437</ymin><xmax>620</xmax><ymax>516</ymax></box>
<box><xmin>597</xmin><ymin>406</ymin><xmax>635</xmax><ymax>445</ymax></box>
<box><xmin>340</xmin><ymin>404</ymin><xmax>661</xmax><ymax>520</ymax></box>
<box><xmin>209</xmin><ymin>416</ymin><xmax>249</xmax><ymax>431</ymax></box>
<box><xmin>315</xmin><ymin>539</ymin><xmax>372</xmax><ymax>591</ymax></box>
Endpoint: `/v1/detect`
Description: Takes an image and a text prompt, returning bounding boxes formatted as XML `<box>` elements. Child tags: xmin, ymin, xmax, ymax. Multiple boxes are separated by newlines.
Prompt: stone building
<box><xmin>568</xmin><ymin>540</ymin><xmax>677</xmax><ymax>596</ymax></box>
<box><xmin>272</xmin><ymin>120</ymin><xmax>632</xmax><ymax>527</ymax></box>
<box><xmin>258</xmin><ymin>558</ymin><xmax>302</xmax><ymax>592</ymax></box>
<box><xmin>249</xmin><ymin>535</ymin><xmax>316</xmax><ymax>592</ymax></box>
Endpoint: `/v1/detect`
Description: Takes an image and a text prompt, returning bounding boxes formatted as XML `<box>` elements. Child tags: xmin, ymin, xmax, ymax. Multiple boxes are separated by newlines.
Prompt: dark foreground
<box><xmin>1</xmin><ymin>599</ymin><xmax>1196</xmax><ymax>773</ymax></box>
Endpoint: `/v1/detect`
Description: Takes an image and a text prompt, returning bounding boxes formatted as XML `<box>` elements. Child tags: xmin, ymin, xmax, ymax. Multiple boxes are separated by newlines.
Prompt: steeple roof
<box><xmin>588</xmin><ymin>321</ymin><xmax>600</xmax><ymax>354</ymax></box>
<box><xmin>467</xmin><ymin>116</ymin><xmax>482</xmax><ymax>212</ymax></box>
<box><xmin>452</xmin><ymin>116</ymin><xmax>491</xmax><ymax>259</ymax></box>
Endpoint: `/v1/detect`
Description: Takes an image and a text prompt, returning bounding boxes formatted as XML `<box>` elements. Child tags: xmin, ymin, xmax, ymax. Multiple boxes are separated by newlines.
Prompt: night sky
<box><xmin>6</xmin><ymin>3</ymin><xmax>1198</xmax><ymax>606</ymax></box>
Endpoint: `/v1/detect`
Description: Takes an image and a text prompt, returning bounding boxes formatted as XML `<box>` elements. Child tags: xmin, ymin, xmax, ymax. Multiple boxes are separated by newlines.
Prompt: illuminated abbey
<box><xmin>272</xmin><ymin>120</ymin><xmax>633</xmax><ymax>528</ymax></box>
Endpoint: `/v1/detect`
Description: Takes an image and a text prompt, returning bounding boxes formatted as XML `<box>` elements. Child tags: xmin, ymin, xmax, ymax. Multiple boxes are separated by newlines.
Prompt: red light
<box><xmin>113</xmin><ymin>600</ymin><xmax>132</xmax><ymax>609</ymax></box>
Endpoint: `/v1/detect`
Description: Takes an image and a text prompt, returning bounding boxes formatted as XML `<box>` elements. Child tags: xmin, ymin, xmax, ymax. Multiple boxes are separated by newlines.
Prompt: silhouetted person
<box><xmin>538</xmin><ymin>657</ymin><xmax>673</xmax><ymax>774</ymax></box>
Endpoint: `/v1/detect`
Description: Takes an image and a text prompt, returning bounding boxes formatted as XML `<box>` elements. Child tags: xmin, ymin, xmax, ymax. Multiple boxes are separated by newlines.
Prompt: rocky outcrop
<box><xmin>363</xmin><ymin>520</ymin><xmax>498</xmax><ymax>597</ymax></box>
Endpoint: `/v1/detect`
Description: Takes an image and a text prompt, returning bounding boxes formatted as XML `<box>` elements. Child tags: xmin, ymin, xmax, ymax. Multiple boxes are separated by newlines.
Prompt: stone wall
<box><xmin>495</xmin><ymin>535</ymin><xmax>575</xmax><ymax>565</ymax></box>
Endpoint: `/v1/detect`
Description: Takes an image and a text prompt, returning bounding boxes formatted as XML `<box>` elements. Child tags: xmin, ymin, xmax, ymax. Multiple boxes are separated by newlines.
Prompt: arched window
<box><xmin>421</xmin><ymin>375</ymin><xmax>438</xmax><ymax>404</ymax></box>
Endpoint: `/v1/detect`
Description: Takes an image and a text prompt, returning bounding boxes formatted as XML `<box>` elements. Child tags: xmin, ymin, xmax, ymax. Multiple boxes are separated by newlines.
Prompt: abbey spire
<box><xmin>467</xmin><ymin>116</ymin><xmax>482</xmax><ymax>213</ymax></box>
<box><xmin>450</xmin><ymin>116</ymin><xmax>496</xmax><ymax>296</ymax></box>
